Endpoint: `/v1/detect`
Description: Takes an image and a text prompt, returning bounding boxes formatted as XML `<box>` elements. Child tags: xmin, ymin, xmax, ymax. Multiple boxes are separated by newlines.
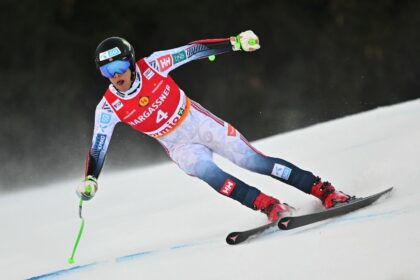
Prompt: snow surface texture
<box><xmin>1</xmin><ymin>99</ymin><xmax>419</xmax><ymax>280</ymax></box>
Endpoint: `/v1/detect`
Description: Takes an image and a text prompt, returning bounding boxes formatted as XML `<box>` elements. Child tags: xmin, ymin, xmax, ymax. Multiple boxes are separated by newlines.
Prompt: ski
<box><xmin>226</xmin><ymin>187</ymin><xmax>393</xmax><ymax>245</ymax></box>
<box><xmin>226</xmin><ymin>220</ymin><xmax>278</xmax><ymax>245</ymax></box>
<box><xmin>278</xmin><ymin>187</ymin><xmax>393</xmax><ymax>230</ymax></box>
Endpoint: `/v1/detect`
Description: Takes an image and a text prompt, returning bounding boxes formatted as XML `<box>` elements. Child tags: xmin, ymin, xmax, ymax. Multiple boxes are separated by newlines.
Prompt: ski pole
<box><xmin>68</xmin><ymin>199</ymin><xmax>85</xmax><ymax>264</ymax></box>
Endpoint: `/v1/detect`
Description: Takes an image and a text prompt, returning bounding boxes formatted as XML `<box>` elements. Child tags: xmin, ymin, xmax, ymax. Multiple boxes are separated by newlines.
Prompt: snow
<box><xmin>1</xmin><ymin>99</ymin><xmax>420</xmax><ymax>280</ymax></box>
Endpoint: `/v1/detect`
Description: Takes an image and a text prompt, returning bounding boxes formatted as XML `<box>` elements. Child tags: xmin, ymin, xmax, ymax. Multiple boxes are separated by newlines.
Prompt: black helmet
<box><xmin>94</xmin><ymin>37</ymin><xmax>136</xmax><ymax>71</ymax></box>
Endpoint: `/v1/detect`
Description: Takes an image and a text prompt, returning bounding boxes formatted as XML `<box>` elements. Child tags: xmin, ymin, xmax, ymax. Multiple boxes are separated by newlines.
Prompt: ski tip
<box><xmin>371</xmin><ymin>187</ymin><xmax>394</xmax><ymax>199</ymax></box>
<box><xmin>378</xmin><ymin>186</ymin><xmax>394</xmax><ymax>199</ymax></box>
<box><xmin>226</xmin><ymin>232</ymin><xmax>241</xmax><ymax>245</ymax></box>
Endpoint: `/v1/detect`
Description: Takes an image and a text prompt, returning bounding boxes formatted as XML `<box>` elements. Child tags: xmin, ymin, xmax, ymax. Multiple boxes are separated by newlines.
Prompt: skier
<box><xmin>76</xmin><ymin>31</ymin><xmax>352</xmax><ymax>222</ymax></box>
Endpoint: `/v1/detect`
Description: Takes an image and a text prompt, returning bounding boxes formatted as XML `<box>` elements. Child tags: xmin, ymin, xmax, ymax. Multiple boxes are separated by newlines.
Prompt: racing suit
<box><xmin>85</xmin><ymin>38</ymin><xmax>316</xmax><ymax>209</ymax></box>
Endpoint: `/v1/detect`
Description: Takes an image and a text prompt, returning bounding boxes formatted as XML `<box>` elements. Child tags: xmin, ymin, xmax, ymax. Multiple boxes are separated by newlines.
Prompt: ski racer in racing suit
<box><xmin>76</xmin><ymin>31</ymin><xmax>352</xmax><ymax>222</ymax></box>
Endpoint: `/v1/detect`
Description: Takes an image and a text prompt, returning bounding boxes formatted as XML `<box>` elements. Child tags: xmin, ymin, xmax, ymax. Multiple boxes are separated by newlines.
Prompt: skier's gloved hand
<box><xmin>230</xmin><ymin>30</ymin><xmax>260</xmax><ymax>52</ymax></box>
<box><xmin>76</xmin><ymin>175</ymin><xmax>98</xmax><ymax>201</ymax></box>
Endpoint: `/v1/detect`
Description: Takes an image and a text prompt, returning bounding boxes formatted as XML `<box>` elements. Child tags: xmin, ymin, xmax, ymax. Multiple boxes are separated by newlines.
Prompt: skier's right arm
<box><xmin>77</xmin><ymin>98</ymin><xmax>120</xmax><ymax>200</ymax></box>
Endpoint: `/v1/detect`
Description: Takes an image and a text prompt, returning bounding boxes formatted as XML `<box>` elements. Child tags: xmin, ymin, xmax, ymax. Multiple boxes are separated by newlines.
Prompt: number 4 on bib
<box><xmin>156</xmin><ymin>110</ymin><xmax>168</xmax><ymax>123</ymax></box>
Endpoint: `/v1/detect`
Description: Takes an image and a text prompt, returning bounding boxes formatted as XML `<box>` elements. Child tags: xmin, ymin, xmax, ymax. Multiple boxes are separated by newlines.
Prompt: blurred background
<box><xmin>1</xmin><ymin>0</ymin><xmax>419</xmax><ymax>191</ymax></box>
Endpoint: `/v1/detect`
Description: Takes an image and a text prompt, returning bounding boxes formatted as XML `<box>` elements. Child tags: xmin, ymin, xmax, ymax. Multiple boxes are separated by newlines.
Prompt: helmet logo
<box><xmin>99</xmin><ymin>47</ymin><xmax>122</xmax><ymax>61</ymax></box>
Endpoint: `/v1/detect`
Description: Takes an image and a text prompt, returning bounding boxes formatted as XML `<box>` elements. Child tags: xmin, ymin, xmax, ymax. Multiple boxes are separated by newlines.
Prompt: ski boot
<box><xmin>253</xmin><ymin>192</ymin><xmax>292</xmax><ymax>222</ymax></box>
<box><xmin>310</xmin><ymin>177</ymin><xmax>353</xmax><ymax>208</ymax></box>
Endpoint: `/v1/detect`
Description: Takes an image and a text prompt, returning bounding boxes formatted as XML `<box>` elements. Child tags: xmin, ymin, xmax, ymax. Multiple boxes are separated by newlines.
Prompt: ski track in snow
<box><xmin>1</xmin><ymin>99</ymin><xmax>420</xmax><ymax>280</ymax></box>
<box><xmin>27</xmin><ymin>206</ymin><xmax>404</xmax><ymax>280</ymax></box>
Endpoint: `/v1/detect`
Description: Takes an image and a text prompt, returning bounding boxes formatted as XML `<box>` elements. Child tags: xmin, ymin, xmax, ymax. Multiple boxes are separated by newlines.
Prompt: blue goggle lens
<box><xmin>99</xmin><ymin>60</ymin><xmax>131</xmax><ymax>78</ymax></box>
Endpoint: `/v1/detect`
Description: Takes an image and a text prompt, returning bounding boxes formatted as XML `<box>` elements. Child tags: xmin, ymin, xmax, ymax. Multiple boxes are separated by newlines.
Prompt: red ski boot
<box><xmin>310</xmin><ymin>177</ymin><xmax>352</xmax><ymax>208</ymax></box>
<box><xmin>253</xmin><ymin>193</ymin><xmax>292</xmax><ymax>222</ymax></box>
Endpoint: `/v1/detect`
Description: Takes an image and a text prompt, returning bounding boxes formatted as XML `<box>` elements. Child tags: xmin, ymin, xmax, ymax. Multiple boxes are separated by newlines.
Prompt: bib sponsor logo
<box><xmin>144</xmin><ymin>68</ymin><xmax>155</xmax><ymax>80</ymax></box>
<box><xmin>139</xmin><ymin>96</ymin><xmax>150</xmax><ymax>107</ymax></box>
<box><xmin>271</xmin><ymin>163</ymin><xmax>292</xmax><ymax>180</ymax></box>
<box><xmin>152</xmin><ymin>80</ymin><xmax>163</xmax><ymax>94</ymax></box>
<box><xmin>177</xmin><ymin>107</ymin><xmax>184</xmax><ymax>116</ymax></box>
<box><xmin>129</xmin><ymin>85</ymin><xmax>171</xmax><ymax>126</ymax></box>
<box><xmin>149</xmin><ymin>115</ymin><xmax>180</xmax><ymax>138</ymax></box>
<box><xmin>112</xmin><ymin>99</ymin><xmax>123</xmax><ymax>111</ymax></box>
<box><xmin>123</xmin><ymin>109</ymin><xmax>136</xmax><ymax>120</ymax></box>
<box><xmin>220</xmin><ymin>179</ymin><xmax>236</xmax><ymax>196</ymax></box>
<box><xmin>157</xmin><ymin>55</ymin><xmax>173</xmax><ymax>72</ymax></box>
<box><xmin>99</xmin><ymin>47</ymin><xmax>121</xmax><ymax>61</ymax></box>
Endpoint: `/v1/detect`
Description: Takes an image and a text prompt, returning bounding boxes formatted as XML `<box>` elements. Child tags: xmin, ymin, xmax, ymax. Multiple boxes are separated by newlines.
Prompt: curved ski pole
<box><xmin>68</xmin><ymin>199</ymin><xmax>85</xmax><ymax>264</ymax></box>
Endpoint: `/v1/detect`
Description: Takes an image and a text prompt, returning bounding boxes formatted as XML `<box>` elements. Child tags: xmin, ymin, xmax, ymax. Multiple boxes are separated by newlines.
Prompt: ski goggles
<box><xmin>99</xmin><ymin>59</ymin><xmax>131</xmax><ymax>78</ymax></box>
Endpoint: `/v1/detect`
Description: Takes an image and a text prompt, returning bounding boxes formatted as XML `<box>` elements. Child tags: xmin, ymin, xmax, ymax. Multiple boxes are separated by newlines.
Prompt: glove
<box><xmin>230</xmin><ymin>30</ymin><xmax>261</xmax><ymax>52</ymax></box>
<box><xmin>76</xmin><ymin>175</ymin><xmax>98</xmax><ymax>201</ymax></box>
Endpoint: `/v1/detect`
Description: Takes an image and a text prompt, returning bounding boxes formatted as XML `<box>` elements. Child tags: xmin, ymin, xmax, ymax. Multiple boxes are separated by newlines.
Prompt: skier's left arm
<box><xmin>144</xmin><ymin>30</ymin><xmax>260</xmax><ymax>76</ymax></box>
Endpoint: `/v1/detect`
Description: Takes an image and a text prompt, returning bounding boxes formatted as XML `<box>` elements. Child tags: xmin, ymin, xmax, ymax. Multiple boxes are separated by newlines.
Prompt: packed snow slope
<box><xmin>1</xmin><ymin>99</ymin><xmax>420</xmax><ymax>280</ymax></box>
